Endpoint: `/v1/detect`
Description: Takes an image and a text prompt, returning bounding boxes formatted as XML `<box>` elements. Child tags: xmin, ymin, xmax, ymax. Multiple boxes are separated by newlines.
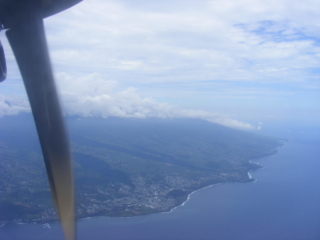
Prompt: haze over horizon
<box><xmin>0</xmin><ymin>0</ymin><xmax>319</xmax><ymax>129</ymax></box>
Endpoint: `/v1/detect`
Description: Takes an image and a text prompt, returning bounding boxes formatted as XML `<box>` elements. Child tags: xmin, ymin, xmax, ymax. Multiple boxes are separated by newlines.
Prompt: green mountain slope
<box><xmin>0</xmin><ymin>115</ymin><xmax>283</xmax><ymax>222</ymax></box>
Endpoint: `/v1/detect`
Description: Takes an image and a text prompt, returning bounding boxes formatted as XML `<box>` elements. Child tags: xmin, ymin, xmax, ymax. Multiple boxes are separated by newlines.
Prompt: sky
<box><xmin>0</xmin><ymin>0</ymin><xmax>319</xmax><ymax>130</ymax></box>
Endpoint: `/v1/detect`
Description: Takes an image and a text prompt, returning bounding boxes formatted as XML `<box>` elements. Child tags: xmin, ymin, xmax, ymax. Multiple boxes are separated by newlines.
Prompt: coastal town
<box><xmin>0</xmin><ymin>155</ymin><xmax>259</xmax><ymax>224</ymax></box>
<box><xmin>0</xmin><ymin>117</ymin><xmax>282</xmax><ymax>224</ymax></box>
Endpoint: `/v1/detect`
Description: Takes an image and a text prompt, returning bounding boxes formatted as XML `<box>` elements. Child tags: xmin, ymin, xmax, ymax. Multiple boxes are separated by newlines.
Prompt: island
<box><xmin>0</xmin><ymin>115</ymin><xmax>284</xmax><ymax>224</ymax></box>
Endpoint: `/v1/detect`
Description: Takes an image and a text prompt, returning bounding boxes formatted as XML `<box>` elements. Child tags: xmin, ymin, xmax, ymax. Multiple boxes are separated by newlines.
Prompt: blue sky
<box><xmin>0</xmin><ymin>0</ymin><xmax>319</xmax><ymax>129</ymax></box>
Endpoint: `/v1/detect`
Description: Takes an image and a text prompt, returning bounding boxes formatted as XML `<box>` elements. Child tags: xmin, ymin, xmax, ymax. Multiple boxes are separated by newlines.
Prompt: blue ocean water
<box><xmin>1</xmin><ymin>126</ymin><xmax>319</xmax><ymax>240</ymax></box>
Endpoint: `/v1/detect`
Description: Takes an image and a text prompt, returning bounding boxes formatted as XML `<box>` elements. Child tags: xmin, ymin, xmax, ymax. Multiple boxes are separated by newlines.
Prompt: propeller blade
<box><xmin>6</xmin><ymin>4</ymin><xmax>75</xmax><ymax>240</ymax></box>
<box><xmin>0</xmin><ymin>39</ymin><xmax>6</xmax><ymax>82</ymax></box>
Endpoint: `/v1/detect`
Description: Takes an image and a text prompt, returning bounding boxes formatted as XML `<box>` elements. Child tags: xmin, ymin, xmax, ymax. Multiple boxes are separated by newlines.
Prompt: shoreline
<box><xmin>1</xmin><ymin>148</ymin><xmax>283</xmax><ymax>226</ymax></box>
<box><xmin>161</xmin><ymin>183</ymin><xmax>223</xmax><ymax>214</ymax></box>
<box><xmin>0</xmin><ymin>172</ymin><xmax>263</xmax><ymax>227</ymax></box>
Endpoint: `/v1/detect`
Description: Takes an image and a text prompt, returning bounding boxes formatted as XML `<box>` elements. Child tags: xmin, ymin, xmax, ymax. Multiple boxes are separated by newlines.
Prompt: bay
<box><xmin>1</xmin><ymin>127</ymin><xmax>320</xmax><ymax>240</ymax></box>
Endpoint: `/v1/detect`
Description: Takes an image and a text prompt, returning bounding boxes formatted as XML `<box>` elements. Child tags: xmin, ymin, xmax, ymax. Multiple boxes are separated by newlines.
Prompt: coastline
<box><xmin>0</xmin><ymin>147</ymin><xmax>283</xmax><ymax>226</ymax></box>
<box><xmin>165</xmin><ymin>146</ymin><xmax>284</xmax><ymax>215</ymax></box>
<box><xmin>3</xmin><ymin>138</ymin><xmax>320</xmax><ymax>240</ymax></box>
<box><xmin>162</xmin><ymin>183</ymin><xmax>222</xmax><ymax>214</ymax></box>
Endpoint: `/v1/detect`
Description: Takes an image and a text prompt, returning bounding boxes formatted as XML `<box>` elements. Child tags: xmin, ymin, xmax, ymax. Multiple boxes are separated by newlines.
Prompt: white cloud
<box><xmin>0</xmin><ymin>94</ymin><xmax>30</xmax><ymax>117</ymax></box>
<box><xmin>40</xmin><ymin>0</ymin><xmax>319</xmax><ymax>85</ymax></box>
<box><xmin>54</xmin><ymin>73</ymin><xmax>255</xmax><ymax>129</ymax></box>
<box><xmin>0</xmin><ymin>72</ymin><xmax>255</xmax><ymax>129</ymax></box>
<box><xmin>1</xmin><ymin>0</ymin><xmax>319</xmax><ymax>125</ymax></box>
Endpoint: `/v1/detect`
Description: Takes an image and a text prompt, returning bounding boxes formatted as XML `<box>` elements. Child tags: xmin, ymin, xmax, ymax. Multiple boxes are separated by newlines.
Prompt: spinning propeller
<box><xmin>0</xmin><ymin>1</ymin><xmax>82</xmax><ymax>239</ymax></box>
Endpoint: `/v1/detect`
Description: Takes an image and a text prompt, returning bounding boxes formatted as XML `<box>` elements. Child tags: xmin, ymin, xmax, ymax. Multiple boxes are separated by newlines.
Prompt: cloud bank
<box><xmin>0</xmin><ymin>73</ymin><xmax>255</xmax><ymax>130</ymax></box>
<box><xmin>1</xmin><ymin>0</ymin><xmax>318</xmax><ymax>125</ymax></box>
<box><xmin>42</xmin><ymin>0</ymin><xmax>319</xmax><ymax>86</ymax></box>
<box><xmin>55</xmin><ymin>73</ymin><xmax>255</xmax><ymax>129</ymax></box>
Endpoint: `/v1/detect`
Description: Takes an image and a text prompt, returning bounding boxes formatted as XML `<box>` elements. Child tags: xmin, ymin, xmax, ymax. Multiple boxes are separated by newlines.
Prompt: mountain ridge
<box><xmin>0</xmin><ymin>114</ymin><xmax>283</xmax><ymax>223</ymax></box>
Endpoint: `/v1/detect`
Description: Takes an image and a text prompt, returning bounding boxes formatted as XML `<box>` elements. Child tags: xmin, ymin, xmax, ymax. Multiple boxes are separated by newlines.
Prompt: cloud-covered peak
<box><xmin>55</xmin><ymin>73</ymin><xmax>255</xmax><ymax>129</ymax></box>
<box><xmin>0</xmin><ymin>73</ymin><xmax>256</xmax><ymax>129</ymax></box>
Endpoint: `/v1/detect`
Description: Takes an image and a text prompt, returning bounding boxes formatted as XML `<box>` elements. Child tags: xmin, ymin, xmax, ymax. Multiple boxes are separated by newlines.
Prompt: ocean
<box><xmin>1</xmin><ymin>124</ymin><xmax>319</xmax><ymax>240</ymax></box>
